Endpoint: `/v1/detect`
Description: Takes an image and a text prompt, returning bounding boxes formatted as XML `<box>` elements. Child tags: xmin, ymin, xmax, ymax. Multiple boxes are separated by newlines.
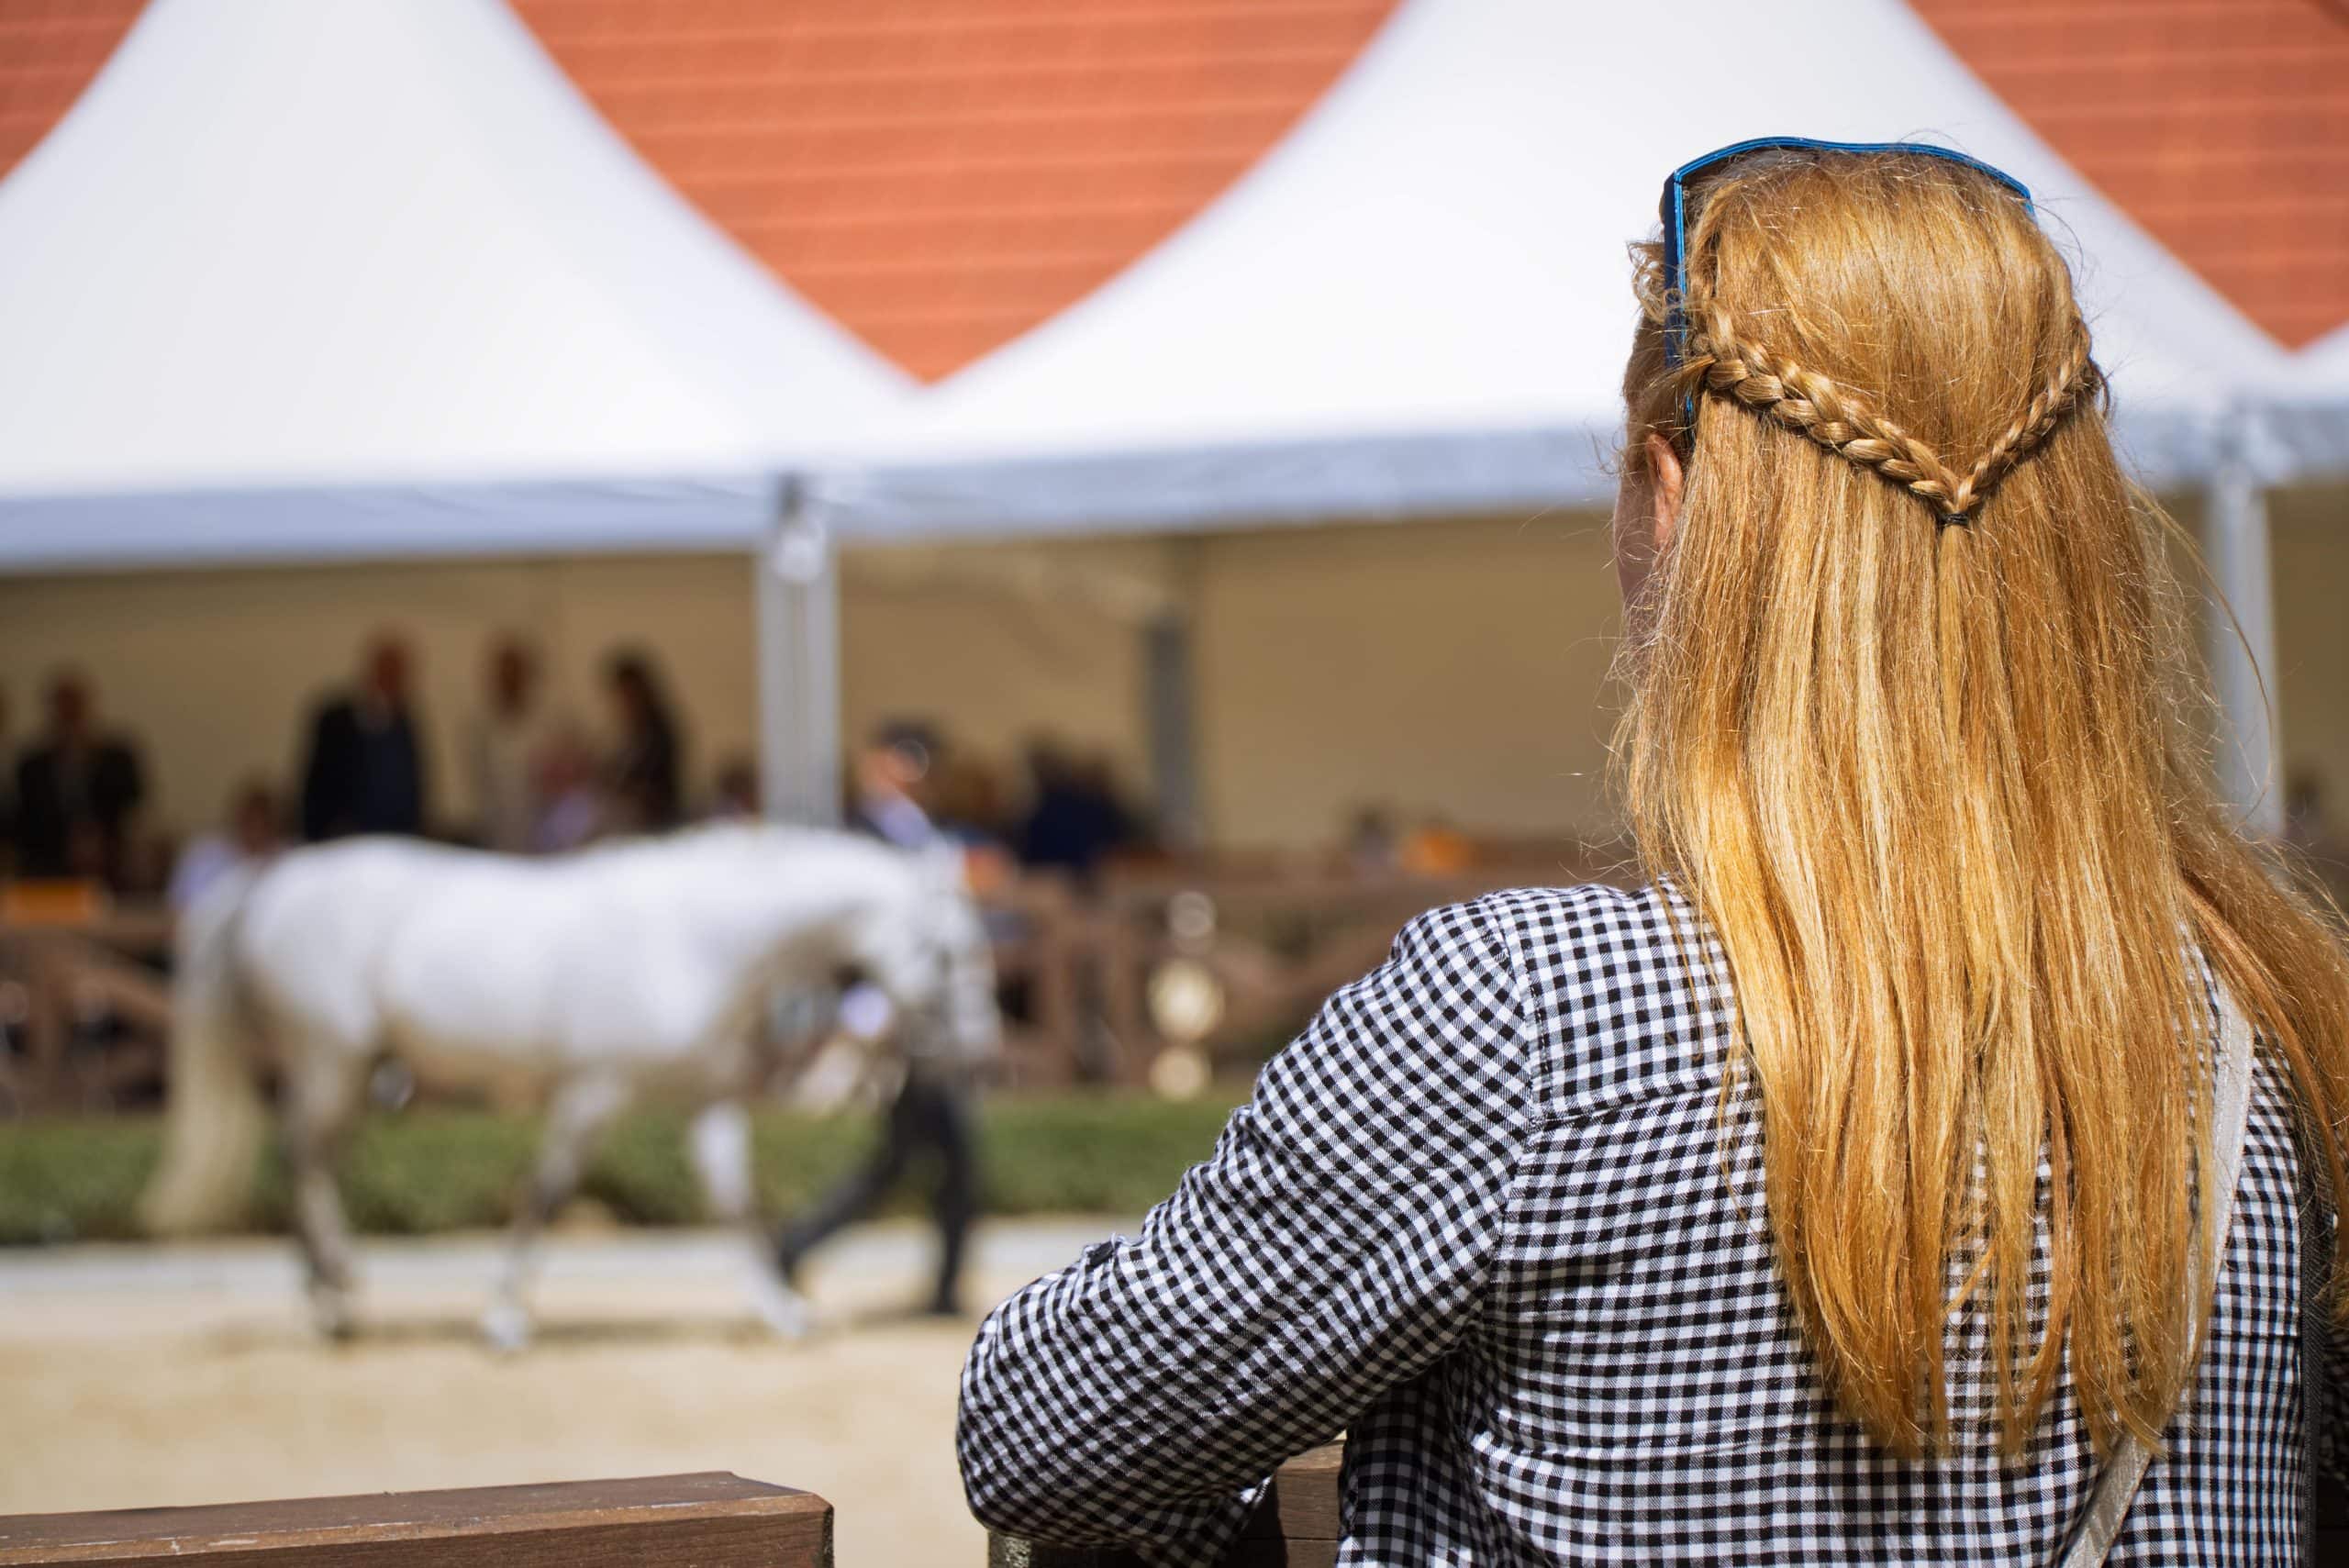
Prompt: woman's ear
<box><xmin>1642</xmin><ymin>433</ymin><xmax>1684</xmax><ymax>554</ymax></box>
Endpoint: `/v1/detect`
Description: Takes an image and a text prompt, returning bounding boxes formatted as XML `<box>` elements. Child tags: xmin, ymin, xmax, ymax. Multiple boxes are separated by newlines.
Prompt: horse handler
<box><xmin>774</xmin><ymin>718</ymin><xmax>996</xmax><ymax>1318</ymax></box>
<box><xmin>773</xmin><ymin>1002</ymin><xmax>985</xmax><ymax>1318</ymax></box>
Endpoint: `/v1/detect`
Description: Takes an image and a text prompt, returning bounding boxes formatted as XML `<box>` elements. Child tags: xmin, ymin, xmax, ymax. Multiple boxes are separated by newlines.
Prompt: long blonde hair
<box><xmin>1614</xmin><ymin>147</ymin><xmax>2349</xmax><ymax>1459</ymax></box>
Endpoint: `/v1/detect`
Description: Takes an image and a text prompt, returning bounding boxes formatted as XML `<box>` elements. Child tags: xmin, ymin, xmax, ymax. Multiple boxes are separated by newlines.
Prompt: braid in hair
<box><xmin>1945</xmin><ymin>324</ymin><xmax>2103</xmax><ymax>517</ymax></box>
<box><xmin>1684</xmin><ymin>298</ymin><xmax>1970</xmax><ymax>515</ymax></box>
<box><xmin>1679</xmin><ymin>295</ymin><xmax>2101</xmax><ymax>528</ymax></box>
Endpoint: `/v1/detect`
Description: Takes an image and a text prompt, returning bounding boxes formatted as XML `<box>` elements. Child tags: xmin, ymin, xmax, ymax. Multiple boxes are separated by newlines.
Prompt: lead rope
<box><xmin>2060</xmin><ymin>987</ymin><xmax>2259</xmax><ymax>1565</ymax></box>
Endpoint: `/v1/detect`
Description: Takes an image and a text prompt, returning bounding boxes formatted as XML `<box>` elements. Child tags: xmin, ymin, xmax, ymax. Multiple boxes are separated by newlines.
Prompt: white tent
<box><xmin>0</xmin><ymin>0</ymin><xmax>914</xmax><ymax>818</ymax></box>
<box><xmin>808</xmin><ymin>0</ymin><xmax>2349</xmax><ymax>833</ymax></box>
<box><xmin>0</xmin><ymin>0</ymin><xmax>911</xmax><ymax>566</ymax></box>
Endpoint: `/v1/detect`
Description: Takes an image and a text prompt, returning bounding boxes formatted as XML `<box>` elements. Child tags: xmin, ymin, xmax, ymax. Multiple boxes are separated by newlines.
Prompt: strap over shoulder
<box><xmin>2061</xmin><ymin>983</ymin><xmax>2260</xmax><ymax>1565</ymax></box>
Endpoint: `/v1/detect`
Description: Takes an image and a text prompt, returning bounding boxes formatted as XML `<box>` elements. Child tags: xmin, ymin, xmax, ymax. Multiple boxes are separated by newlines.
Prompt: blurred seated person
<box><xmin>851</xmin><ymin>718</ymin><xmax>943</xmax><ymax>851</ymax></box>
<box><xmin>1016</xmin><ymin>740</ymin><xmax>1135</xmax><ymax>887</ymax></box>
<box><xmin>599</xmin><ymin>648</ymin><xmax>684</xmax><ymax>835</ymax></box>
<box><xmin>15</xmin><ymin>670</ymin><xmax>148</xmax><ymax>885</ymax></box>
<box><xmin>1346</xmin><ymin>805</ymin><xmax>1401</xmax><ymax>874</ymax></box>
<box><xmin>705</xmin><ymin>754</ymin><xmax>761</xmax><ymax>822</ymax></box>
<box><xmin>1397</xmin><ymin>813</ymin><xmax>1475</xmax><ymax>876</ymax></box>
<box><xmin>469</xmin><ymin>634</ymin><xmax>555</xmax><ymax>853</ymax></box>
<box><xmin>300</xmin><ymin>634</ymin><xmax>428</xmax><ymax>841</ymax></box>
<box><xmin>168</xmin><ymin>780</ymin><xmax>284</xmax><ymax>911</ymax></box>
<box><xmin>532</xmin><ymin>725</ymin><xmax>606</xmax><ymax>853</ymax></box>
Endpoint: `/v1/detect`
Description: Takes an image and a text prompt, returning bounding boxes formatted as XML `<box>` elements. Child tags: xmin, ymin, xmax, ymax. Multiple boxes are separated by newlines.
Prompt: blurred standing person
<box><xmin>600</xmin><ymin>648</ymin><xmax>684</xmax><ymax>835</ymax></box>
<box><xmin>167</xmin><ymin>780</ymin><xmax>284</xmax><ymax>911</ymax></box>
<box><xmin>0</xmin><ymin>682</ymin><xmax>15</xmax><ymax>873</ymax></box>
<box><xmin>469</xmin><ymin>635</ymin><xmax>552</xmax><ymax>853</ymax></box>
<box><xmin>775</xmin><ymin>717</ymin><xmax>985</xmax><ymax>1317</ymax></box>
<box><xmin>14</xmin><ymin>671</ymin><xmax>147</xmax><ymax>884</ymax></box>
<box><xmin>300</xmin><ymin>635</ymin><xmax>428</xmax><ymax>841</ymax></box>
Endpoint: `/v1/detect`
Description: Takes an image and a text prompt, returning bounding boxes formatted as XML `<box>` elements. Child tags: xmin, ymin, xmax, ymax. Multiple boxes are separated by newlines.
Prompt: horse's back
<box><xmin>234</xmin><ymin>839</ymin><xmax>465</xmax><ymax>1051</ymax></box>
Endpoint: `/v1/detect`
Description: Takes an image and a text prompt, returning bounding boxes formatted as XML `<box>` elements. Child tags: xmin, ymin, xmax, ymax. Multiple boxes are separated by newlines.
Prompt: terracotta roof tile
<box><xmin>0</xmin><ymin>0</ymin><xmax>143</xmax><ymax>185</ymax></box>
<box><xmin>512</xmin><ymin>0</ymin><xmax>1400</xmax><ymax>381</ymax></box>
<box><xmin>14</xmin><ymin>2</ymin><xmax>2331</xmax><ymax>378</ymax></box>
<box><xmin>1911</xmin><ymin>0</ymin><xmax>2349</xmax><ymax>348</ymax></box>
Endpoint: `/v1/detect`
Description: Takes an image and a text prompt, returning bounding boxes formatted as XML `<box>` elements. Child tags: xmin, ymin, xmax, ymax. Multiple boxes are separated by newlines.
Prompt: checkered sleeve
<box><xmin>956</xmin><ymin>898</ymin><xmax>1534</xmax><ymax>1567</ymax></box>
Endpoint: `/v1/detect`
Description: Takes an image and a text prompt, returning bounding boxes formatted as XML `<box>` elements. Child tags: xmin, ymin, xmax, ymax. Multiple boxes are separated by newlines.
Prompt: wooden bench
<box><xmin>986</xmin><ymin>1444</ymin><xmax>1338</xmax><ymax>1568</ymax></box>
<box><xmin>0</xmin><ymin>1473</ymin><xmax>830</xmax><ymax>1567</ymax></box>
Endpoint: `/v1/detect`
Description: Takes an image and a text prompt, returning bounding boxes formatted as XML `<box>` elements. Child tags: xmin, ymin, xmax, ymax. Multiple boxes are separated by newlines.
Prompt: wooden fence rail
<box><xmin>0</xmin><ymin>1473</ymin><xmax>831</xmax><ymax>1567</ymax></box>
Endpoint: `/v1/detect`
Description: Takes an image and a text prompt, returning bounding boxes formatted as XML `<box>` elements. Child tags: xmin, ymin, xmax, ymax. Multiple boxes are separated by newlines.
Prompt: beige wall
<box><xmin>2273</xmin><ymin>483</ymin><xmax>2349</xmax><ymax>824</ymax></box>
<box><xmin>1194</xmin><ymin>511</ymin><xmax>1622</xmax><ymax>849</ymax></box>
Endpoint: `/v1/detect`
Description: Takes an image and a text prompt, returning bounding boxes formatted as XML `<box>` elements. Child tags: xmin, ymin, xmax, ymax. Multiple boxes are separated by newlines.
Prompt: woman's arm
<box><xmin>957</xmin><ymin>897</ymin><xmax>1534</xmax><ymax>1566</ymax></box>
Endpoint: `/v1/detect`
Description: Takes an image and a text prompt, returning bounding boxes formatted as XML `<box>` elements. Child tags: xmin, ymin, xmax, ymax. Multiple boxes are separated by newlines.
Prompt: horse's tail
<box><xmin>140</xmin><ymin>865</ymin><xmax>271</xmax><ymax>1236</ymax></box>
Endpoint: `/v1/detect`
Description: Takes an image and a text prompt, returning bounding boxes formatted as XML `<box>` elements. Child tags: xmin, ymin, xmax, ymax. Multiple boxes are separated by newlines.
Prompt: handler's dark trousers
<box><xmin>775</xmin><ymin>1070</ymin><xmax>976</xmax><ymax>1312</ymax></box>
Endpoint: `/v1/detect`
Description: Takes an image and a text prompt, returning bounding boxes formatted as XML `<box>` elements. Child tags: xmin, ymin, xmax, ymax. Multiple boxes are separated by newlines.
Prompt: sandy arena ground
<box><xmin>0</xmin><ymin>1218</ymin><xmax>1131</xmax><ymax>1566</ymax></box>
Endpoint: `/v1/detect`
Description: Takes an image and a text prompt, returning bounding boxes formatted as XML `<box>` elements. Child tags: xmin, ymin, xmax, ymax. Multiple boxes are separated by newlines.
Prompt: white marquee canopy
<box><xmin>0</xmin><ymin>0</ymin><xmax>909</xmax><ymax>572</ymax></box>
<box><xmin>816</xmin><ymin>0</ymin><xmax>2347</xmax><ymax>537</ymax></box>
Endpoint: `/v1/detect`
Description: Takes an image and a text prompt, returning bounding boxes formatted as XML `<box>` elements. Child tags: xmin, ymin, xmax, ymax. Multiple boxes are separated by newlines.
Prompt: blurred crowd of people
<box><xmin>0</xmin><ymin>633</ymin><xmax>718</xmax><ymax>908</ymax></box>
<box><xmin>0</xmin><ymin>629</ymin><xmax>1159</xmax><ymax>912</ymax></box>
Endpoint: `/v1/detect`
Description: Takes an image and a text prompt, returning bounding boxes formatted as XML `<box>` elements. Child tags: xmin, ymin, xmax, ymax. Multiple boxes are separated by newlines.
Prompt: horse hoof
<box><xmin>751</xmin><ymin>1276</ymin><xmax>812</xmax><ymax>1341</ymax></box>
<box><xmin>481</xmin><ymin>1302</ymin><xmax>533</xmax><ymax>1354</ymax></box>
<box><xmin>309</xmin><ymin>1290</ymin><xmax>356</xmax><ymax>1342</ymax></box>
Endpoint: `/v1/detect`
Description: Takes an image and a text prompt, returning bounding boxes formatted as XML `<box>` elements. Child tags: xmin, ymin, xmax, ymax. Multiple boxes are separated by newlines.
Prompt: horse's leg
<box><xmin>284</xmin><ymin>1050</ymin><xmax>367</xmax><ymax>1340</ymax></box>
<box><xmin>483</xmin><ymin>1071</ymin><xmax>630</xmax><ymax>1352</ymax></box>
<box><xmin>689</xmin><ymin>1098</ymin><xmax>808</xmax><ymax>1340</ymax></box>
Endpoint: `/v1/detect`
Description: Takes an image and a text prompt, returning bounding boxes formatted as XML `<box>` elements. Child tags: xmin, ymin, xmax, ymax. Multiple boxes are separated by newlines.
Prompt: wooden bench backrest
<box><xmin>0</xmin><ymin>1473</ymin><xmax>831</xmax><ymax>1568</ymax></box>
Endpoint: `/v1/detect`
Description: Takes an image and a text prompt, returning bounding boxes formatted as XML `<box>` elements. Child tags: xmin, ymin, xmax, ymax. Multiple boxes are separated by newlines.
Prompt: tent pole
<box><xmin>2204</xmin><ymin>412</ymin><xmax>2282</xmax><ymax>839</ymax></box>
<box><xmin>1143</xmin><ymin>611</ymin><xmax>1202</xmax><ymax>851</ymax></box>
<box><xmin>756</xmin><ymin>480</ymin><xmax>842</xmax><ymax>827</ymax></box>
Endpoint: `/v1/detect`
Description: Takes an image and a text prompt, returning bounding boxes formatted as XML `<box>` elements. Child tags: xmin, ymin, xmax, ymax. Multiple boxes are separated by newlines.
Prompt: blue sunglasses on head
<box><xmin>1658</xmin><ymin>137</ymin><xmax>2036</xmax><ymax>424</ymax></box>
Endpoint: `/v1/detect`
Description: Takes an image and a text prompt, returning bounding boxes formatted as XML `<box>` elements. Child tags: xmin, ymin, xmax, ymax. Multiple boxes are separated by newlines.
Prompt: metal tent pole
<box><xmin>2205</xmin><ymin>410</ymin><xmax>2282</xmax><ymax>839</ymax></box>
<box><xmin>755</xmin><ymin>479</ymin><xmax>842</xmax><ymax>828</ymax></box>
<box><xmin>1143</xmin><ymin>611</ymin><xmax>1202</xmax><ymax>851</ymax></box>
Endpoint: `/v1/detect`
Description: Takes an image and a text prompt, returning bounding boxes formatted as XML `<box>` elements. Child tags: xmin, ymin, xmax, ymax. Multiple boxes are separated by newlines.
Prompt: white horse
<box><xmin>140</xmin><ymin>825</ymin><xmax>998</xmax><ymax>1349</ymax></box>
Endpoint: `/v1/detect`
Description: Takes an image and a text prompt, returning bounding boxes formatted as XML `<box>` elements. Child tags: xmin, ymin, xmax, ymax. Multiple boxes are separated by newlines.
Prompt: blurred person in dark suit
<box><xmin>600</xmin><ymin>648</ymin><xmax>684</xmax><ymax>834</ymax></box>
<box><xmin>300</xmin><ymin>635</ymin><xmax>428</xmax><ymax>841</ymax></box>
<box><xmin>0</xmin><ymin>682</ymin><xmax>14</xmax><ymax>873</ymax></box>
<box><xmin>14</xmin><ymin>671</ymin><xmax>147</xmax><ymax>884</ymax></box>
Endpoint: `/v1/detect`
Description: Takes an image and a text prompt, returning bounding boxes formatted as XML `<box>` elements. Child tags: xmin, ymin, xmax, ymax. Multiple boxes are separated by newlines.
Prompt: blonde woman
<box><xmin>957</xmin><ymin>141</ymin><xmax>2349</xmax><ymax>1562</ymax></box>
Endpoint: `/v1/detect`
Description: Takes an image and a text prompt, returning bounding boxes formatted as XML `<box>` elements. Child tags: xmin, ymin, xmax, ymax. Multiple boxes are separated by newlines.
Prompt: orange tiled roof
<box><xmin>511</xmin><ymin>0</ymin><xmax>1401</xmax><ymax>382</ymax></box>
<box><xmin>1911</xmin><ymin>0</ymin><xmax>2349</xmax><ymax>350</ymax></box>
<box><xmin>0</xmin><ymin>0</ymin><xmax>144</xmax><ymax>185</ymax></box>
<box><xmin>3</xmin><ymin>3</ymin><xmax>2341</xmax><ymax>369</ymax></box>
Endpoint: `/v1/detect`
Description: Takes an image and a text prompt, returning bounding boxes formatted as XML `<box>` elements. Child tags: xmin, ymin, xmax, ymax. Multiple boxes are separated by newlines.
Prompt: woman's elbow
<box><xmin>958</xmin><ymin>1428</ymin><xmax>1106</xmax><ymax>1544</ymax></box>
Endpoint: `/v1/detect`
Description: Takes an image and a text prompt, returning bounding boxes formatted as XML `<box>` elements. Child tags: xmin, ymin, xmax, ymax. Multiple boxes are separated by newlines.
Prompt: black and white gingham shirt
<box><xmin>959</xmin><ymin>883</ymin><xmax>2328</xmax><ymax>1563</ymax></box>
